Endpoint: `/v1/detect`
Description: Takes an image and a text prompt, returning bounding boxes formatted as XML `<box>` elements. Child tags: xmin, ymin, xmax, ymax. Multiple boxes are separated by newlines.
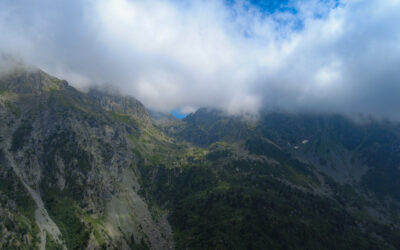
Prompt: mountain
<box><xmin>168</xmin><ymin>109</ymin><xmax>400</xmax><ymax>199</ymax></box>
<box><xmin>0</xmin><ymin>68</ymin><xmax>400</xmax><ymax>249</ymax></box>
<box><xmin>159</xmin><ymin>109</ymin><xmax>400</xmax><ymax>249</ymax></box>
<box><xmin>0</xmin><ymin>68</ymin><xmax>175</xmax><ymax>249</ymax></box>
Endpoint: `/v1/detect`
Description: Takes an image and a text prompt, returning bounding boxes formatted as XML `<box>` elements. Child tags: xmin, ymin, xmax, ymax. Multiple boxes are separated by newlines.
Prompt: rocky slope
<box><xmin>0</xmin><ymin>68</ymin><xmax>174</xmax><ymax>249</ymax></box>
<box><xmin>1</xmin><ymin>68</ymin><xmax>400</xmax><ymax>249</ymax></box>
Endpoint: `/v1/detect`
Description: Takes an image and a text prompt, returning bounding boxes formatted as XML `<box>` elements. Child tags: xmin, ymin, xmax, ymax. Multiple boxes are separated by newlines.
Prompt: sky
<box><xmin>1</xmin><ymin>0</ymin><xmax>400</xmax><ymax>119</ymax></box>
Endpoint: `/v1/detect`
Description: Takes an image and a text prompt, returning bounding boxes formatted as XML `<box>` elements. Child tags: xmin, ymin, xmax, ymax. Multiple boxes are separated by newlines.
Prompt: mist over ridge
<box><xmin>1</xmin><ymin>0</ymin><xmax>400</xmax><ymax>119</ymax></box>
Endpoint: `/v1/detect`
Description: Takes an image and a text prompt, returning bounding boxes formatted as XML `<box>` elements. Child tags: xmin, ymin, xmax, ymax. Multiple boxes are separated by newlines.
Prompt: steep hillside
<box><xmin>0</xmin><ymin>68</ymin><xmax>174</xmax><ymax>249</ymax></box>
<box><xmin>158</xmin><ymin>108</ymin><xmax>400</xmax><ymax>249</ymax></box>
<box><xmin>1</xmin><ymin>68</ymin><xmax>400</xmax><ymax>249</ymax></box>
<box><xmin>166</xmin><ymin>109</ymin><xmax>400</xmax><ymax>201</ymax></box>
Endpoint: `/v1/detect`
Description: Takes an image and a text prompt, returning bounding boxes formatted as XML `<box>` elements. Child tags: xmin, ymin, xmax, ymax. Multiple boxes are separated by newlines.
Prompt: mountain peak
<box><xmin>0</xmin><ymin>68</ymin><xmax>69</xmax><ymax>94</ymax></box>
<box><xmin>87</xmin><ymin>87</ymin><xmax>152</xmax><ymax>124</ymax></box>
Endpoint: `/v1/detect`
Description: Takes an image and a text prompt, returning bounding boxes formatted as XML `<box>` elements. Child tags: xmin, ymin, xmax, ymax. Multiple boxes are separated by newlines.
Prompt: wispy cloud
<box><xmin>1</xmin><ymin>0</ymin><xmax>400</xmax><ymax>118</ymax></box>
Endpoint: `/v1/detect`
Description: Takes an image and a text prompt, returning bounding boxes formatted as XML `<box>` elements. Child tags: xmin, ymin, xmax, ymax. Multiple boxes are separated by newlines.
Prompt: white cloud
<box><xmin>1</xmin><ymin>0</ymin><xmax>400</xmax><ymax>118</ymax></box>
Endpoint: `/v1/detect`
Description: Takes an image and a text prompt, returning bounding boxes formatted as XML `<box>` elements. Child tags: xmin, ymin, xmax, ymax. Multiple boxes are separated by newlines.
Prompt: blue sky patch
<box><xmin>171</xmin><ymin>109</ymin><xmax>187</xmax><ymax>119</ymax></box>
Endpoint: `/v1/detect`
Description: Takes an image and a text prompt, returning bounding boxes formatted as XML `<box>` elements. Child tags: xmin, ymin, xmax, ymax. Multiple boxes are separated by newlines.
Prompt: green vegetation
<box><xmin>42</xmin><ymin>190</ymin><xmax>89</xmax><ymax>250</ymax></box>
<box><xmin>0</xmin><ymin>164</ymin><xmax>40</xmax><ymax>249</ymax></box>
<box><xmin>4</xmin><ymin>100</ymin><xmax>21</xmax><ymax>116</ymax></box>
<box><xmin>10</xmin><ymin>120</ymin><xmax>32</xmax><ymax>151</ymax></box>
<box><xmin>140</xmin><ymin>110</ymin><xmax>400</xmax><ymax>249</ymax></box>
<box><xmin>46</xmin><ymin>232</ymin><xmax>63</xmax><ymax>250</ymax></box>
<box><xmin>245</xmin><ymin>138</ymin><xmax>320</xmax><ymax>186</ymax></box>
<box><xmin>111</xmin><ymin>112</ymin><xmax>140</xmax><ymax>128</ymax></box>
<box><xmin>3</xmin><ymin>69</ymin><xmax>400</xmax><ymax>249</ymax></box>
<box><xmin>42</xmin><ymin>130</ymin><xmax>93</xmax><ymax>186</ymax></box>
<box><xmin>76</xmin><ymin>208</ymin><xmax>109</xmax><ymax>248</ymax></box>
<box><xmin>138</xmin><ymin>146</ymin><xmax>392</xmax><ymax>249</ymax></box>
<box><xmin>0</xmin><ymin>172</ymin><xmax>36</xmax><ymax>220</ymax></box>
<box><xmin>359</xmin><ymin>126</ymin><xmax>400</xmax><ymax>200</ymax></box>
<box><xmin>129</xmin><ymin>235</ymin><xmax>149</xmax><ymax>250</ymax></box>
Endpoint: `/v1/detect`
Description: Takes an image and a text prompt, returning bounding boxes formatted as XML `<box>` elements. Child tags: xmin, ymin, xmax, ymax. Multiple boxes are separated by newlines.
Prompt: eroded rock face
<box><xmin>0</xmin><ymin>69</ymin><xmax>173</xmax><ymax>249</ymax></box>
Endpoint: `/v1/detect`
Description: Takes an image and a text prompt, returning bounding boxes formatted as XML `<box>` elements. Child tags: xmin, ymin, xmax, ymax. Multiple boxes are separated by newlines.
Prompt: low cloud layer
<box><xmin>1</xmin><ymin>0</ymin><xmax>400</xmax><ymax>118</ymax></box>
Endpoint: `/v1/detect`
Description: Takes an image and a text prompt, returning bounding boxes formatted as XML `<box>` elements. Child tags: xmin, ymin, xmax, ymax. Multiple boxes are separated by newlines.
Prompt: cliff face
<box><xmin>0</xmin><ymin>68</ymin><xmax>173</xmax><ymax>249</ymax></box>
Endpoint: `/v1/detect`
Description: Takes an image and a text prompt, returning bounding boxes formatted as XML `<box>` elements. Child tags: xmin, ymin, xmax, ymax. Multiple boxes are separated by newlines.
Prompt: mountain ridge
<box><xmin>0</xmin><ymin>68</ymin><xmax>174</xmax><ymax>249</ymax></box>
<box><xmin>1</xmin><ymin>68</ymin><xmax>400</xmax><ymax>249</ymax></box>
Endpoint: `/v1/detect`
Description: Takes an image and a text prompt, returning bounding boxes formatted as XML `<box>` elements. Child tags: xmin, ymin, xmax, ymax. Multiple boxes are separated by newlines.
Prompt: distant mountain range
<box><xmin>1</xmin><ymin>67</ymin><xmax>400</xmax><ymax>249</ymax></box>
